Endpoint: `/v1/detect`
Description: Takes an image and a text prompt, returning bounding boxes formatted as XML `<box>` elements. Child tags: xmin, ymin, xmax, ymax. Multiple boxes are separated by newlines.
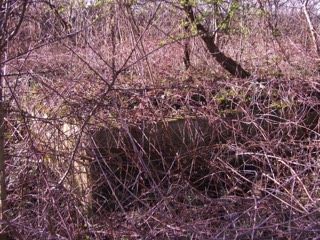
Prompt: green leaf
<box><xmin>159</xmin><ymin>41</ymin><xmax>166</xmax><ymax>46</ymax></box>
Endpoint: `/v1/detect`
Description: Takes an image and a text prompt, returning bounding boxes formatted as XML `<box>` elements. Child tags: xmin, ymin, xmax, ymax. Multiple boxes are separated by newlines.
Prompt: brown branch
<box><xmin>183</xmin><ymin>1</ymin><xmax>250</xmax><ymax>78</ymax></box>
<box><xmin>0</xmin><ymin>0</ymin><xmax>28</xmax><ymax>52</ymax></box>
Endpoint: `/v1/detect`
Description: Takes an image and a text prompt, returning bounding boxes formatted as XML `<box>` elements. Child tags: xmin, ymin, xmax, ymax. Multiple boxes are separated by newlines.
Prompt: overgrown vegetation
<box><xmin>1</xmin><ymin>0</ymin><xmax>320</xmax><ymax>239</ymax></box>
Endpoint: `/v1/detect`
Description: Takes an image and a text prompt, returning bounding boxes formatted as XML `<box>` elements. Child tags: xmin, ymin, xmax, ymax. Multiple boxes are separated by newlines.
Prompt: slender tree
<box><xmin>302</xmin><ymin>0</ymin><xmax>320</xmax><ymax>57</ymax></box>
<box><xmin>0</xmin><ymin>1</ymin><xmax>28</xmax><ymax>237</ymax></box>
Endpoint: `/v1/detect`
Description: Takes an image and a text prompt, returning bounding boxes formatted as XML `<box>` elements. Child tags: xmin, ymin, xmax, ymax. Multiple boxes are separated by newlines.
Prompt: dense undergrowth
<box><xmin>2</xmin><ymin>1</ymin><xmax>320</xmax><ymax>239</ymax></box>
<box><xmin>87</xmin><ymin>78</ymin><xmax>320</xmax><ymax>239</ymax></box>
<box><xmin>7</xmin><ymin>76</ymin><xmax>320</xmax><ymax>239</ymax></box>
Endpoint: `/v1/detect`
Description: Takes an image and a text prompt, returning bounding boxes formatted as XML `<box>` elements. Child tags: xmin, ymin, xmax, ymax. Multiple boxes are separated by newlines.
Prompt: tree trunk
<box><xmin>302</xmin><ymin>0</ymin><xmax>320</xmax><ymax>57</ymax></box>
<box><xmin>183</xmin><ymin>18</ymin><xmax>191</xmax><ymax>70</ymax></box>
<box><xmin>0</xmin><ymin>2</ymin><xmax>28</xmax><ymax>238</ymax></box>
<box><xmin>183</xmin><ymin>1</ymin><xmax>250</xmax><ymax>78</ymax></box>
<box><xmin>0</xmin><ymin>2</ymin><xmax>7</xmax><ymax>234</ymax></box>
<box><xmin>0</xmin><ymin>51</ymin><xmax>7</xmax><ymax>240</ymax></box>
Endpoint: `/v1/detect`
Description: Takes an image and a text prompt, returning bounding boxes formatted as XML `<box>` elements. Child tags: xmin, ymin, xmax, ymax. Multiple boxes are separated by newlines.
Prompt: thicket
<box><xmin>1</xmin><ymin>0</ymin><xmax>320</xmax><ymax>239</ymax></box>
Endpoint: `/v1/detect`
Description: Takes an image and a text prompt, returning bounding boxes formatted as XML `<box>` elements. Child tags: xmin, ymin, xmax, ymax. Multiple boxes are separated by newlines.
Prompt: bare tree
<box><xmin>302</xmin><ymin>0</ymin><xmax>320</xmax><ymax>57</ymax></box>
<box><xmin>0</xmin><ymin>0</ymin><xmax>28</xmax><ymax>239</ymax></box>
<box><xmin>0</xmin><ymin>2</ymin><xmax>28</xmax><ymax>237</ymax></box>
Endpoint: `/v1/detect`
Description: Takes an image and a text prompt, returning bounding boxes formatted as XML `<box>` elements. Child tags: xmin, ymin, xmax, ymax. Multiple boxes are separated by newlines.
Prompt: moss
<box><xmin>165</xmin><ymin>115</ymin><xmax>198</xmax><ymax>122</ymax></box>
<box><xmin>214</xmin><ymin>86</ymin><xmax>241</xmax><ymax>104</ymax></box>
<box><xmin>270</xmin><ymin>101</ymin><xmax>287</xmax><ymax>110</ymax></box>
<box><xmin>217</xmin><ymin>109</ymin><xmax>242</xmax><ymax>117</ymax></box>
<box><xmin>270</xmin><ymin>70</ymin><xmax>284</xmax><ymax>78</ymax></box>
